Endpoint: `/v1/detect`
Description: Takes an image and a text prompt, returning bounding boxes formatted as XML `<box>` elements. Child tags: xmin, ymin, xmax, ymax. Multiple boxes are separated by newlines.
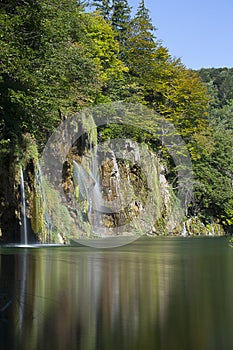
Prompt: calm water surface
<box><xmin>0</xmin><ymin>236</ymin><xmax>233</xmax><ymax>350</ymax></box>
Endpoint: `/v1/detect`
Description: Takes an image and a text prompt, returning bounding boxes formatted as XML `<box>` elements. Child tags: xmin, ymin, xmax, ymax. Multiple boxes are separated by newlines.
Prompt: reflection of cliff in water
<box><xmin>0</xmin><ymin>243</ymin><xmax>170</xmax><ymax>349</ymax></box>
<box><xmin>1</xmin><ymin>238</ymin><xmax>233</xmax><ymax>349</ymax></box>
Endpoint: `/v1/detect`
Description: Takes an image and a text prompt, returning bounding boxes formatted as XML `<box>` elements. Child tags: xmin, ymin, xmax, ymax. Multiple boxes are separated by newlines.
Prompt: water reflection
<box><xmin>0</xmin><ymin>237</ymin><xmax>233</xmax><ymax>350</ymax></box>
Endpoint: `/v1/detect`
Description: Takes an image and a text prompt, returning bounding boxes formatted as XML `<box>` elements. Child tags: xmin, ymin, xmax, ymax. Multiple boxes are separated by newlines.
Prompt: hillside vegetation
<box><xmin>0</xmin><ymin>0</ymin><xmax>232</xmax><ymax>236</ymax></box>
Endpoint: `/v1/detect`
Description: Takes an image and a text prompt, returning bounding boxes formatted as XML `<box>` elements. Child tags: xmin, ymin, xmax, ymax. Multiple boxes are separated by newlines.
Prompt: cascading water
<box><xmin>181</xmin><ymin>222</ymin><xmax>187</xmax><ymax>237</ymax></box>
<box><xmin>20</xmin><ymin>166</ymin><xmax>28</xmax><ymax>245</ymax></box>
<box><xmin>108</xmin><ymin>150</ymin><xmax>122</xmax><ymax>212</ymax></box>
<box><xmin>73</xmin><ymin>137</ymin><xmax>145</xmax><ymax>237</ymax></box>
<box><xmin>73</xmin><ymin>158</ymin><xmax>105</xmax><ymax>235</ymax></box>
<box><xmin>73</xmin><ymin>160</ymin><xmax>90</xmax><ymax>202</ymax></box>
<box><xmin>89</xmin><ymin>144</ymin><xmax>105</xmax><ymax>230</ymax></box>
<box><xmin>35</xmin><ymin>162</ymin><xmax>52</xmax><ymax>243</ymax></box>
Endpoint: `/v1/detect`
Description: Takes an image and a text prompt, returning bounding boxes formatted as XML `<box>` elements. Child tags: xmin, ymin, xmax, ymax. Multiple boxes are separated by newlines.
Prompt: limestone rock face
<box><xmin>0</xmin><ymin>118</ymin><xmax>226</xmax><ymax>243</ymax></box>
<box><xmin>0</xmin><ymin>136</ymin><xmax>187</xmax><ymax>243</ymax></box>
<box><xmin>66</xmin><ymin>138</ymin><xmax>184</xmax><ymax>238</ymax></box>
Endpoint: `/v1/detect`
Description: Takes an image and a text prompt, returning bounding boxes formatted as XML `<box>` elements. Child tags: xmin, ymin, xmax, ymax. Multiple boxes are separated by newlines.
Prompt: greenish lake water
<box><xmin>0</xmin><ymin>236</ymin><xmax>233</xmax><ymax>350</ymax></box>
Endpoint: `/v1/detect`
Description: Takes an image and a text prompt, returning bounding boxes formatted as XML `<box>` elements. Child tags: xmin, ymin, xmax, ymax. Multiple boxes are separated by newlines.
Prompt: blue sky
<box><xmin>128</xmin><ymin>0</ymin><xmax>233</xmax><ymax>69</ymax></box>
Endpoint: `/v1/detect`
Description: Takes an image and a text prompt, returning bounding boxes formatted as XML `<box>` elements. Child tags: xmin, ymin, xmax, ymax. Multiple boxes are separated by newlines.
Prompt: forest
<box><xmin>1</xmin><ymin>0</ymin><xmax>233</xmax><ymax>241</ymax></box>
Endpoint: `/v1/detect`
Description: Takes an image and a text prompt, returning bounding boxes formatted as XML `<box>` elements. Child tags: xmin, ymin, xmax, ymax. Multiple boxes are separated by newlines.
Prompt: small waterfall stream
<box><xmin>73</xmin><ymin>158</ymin><xmax>105</xmax><ymax>235</ymax></box>
<box><xmin>108</xmin><ymin>150</ymin><xmax>122</xmax><ymax>212</ymax></box>
<box><xmin>20</xmin><ymin>166</ymin><xmax>28</xmax><ymax>245</ymax></box>
<box><xmin>89</xmin><ymin>144</ymin><xmax>105</xmax><ymax>231</ymax></box>
<box><xmin>35</xmin><ymin>161</ymin><xmax>52</xmax><ymax>243</ymax></box>
<box><xmin>181</xmin><ymin>222</ymin><xmax>187</xmax><ymax>237</ymax></box>
<box><xmin>73</xmin><ymin>160</ymin><xmax>90</xmax><ymax>202</ymax></box>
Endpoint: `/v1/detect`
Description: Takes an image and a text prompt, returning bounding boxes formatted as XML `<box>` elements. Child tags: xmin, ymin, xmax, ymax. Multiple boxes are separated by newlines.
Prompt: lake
<box><xmin>0</xmin><ymin>236</ymin><xmax>233</xmax><ymax>350</ymax></box>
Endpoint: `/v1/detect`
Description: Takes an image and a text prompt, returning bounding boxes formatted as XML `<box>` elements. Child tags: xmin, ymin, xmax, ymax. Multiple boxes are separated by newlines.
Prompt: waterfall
<box><xmin>71</xmin><ymin>113</ymin><xmax>104</xmax><ymax>232</ymax></box>
<box><xmin>91</xmin><ymin>179</ymin><xmax>105</xmax><ymax>235</ymax></box>
<box><xmin>108</xmin><ymin>150</ymin><xmax>122</xmax><ymax>212</ymax></box>
<box><xmin>73</xmin><ymin>159</ymin><xmax>105</xmax><ymax>235</ymax></box>
<box><xmin>20</xmin><ymin>166</ymin><xmax>28</xmax><ymax>245</ymax></box>
<box><xmin>73</xmin><ymin>160</ymin><xmax>90</xmax><ymax>202</ymax></box>
<box><xmin>90</xmin><ymin>149</ymin><xmax>104</xmax><ymax>208</ymax></box>
<box><xmin>35</xmin><ymin>161</ymin><xmax>52</xmax><ymax>243</ymax></box>
<box><xmin>89</xmin><ymin>142</ymin><xmax>110</xmax><ymax>234</ymax></box>
<box><xmin>181</xmin><ymin>222</ymin><xmax>187</xmax><ymax>237</ymax></box>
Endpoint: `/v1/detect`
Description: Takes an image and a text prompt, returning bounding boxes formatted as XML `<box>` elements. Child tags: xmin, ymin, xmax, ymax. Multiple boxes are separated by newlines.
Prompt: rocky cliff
<box><xmin>0</xmin><ymin>113</ymin><xmax>225</xmax><ymax>243</ymax></box>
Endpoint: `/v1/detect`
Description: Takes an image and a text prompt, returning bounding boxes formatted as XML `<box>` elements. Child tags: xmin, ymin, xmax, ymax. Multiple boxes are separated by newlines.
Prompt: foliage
<box><xmin>0</xmin><ymin>0</ymin><xmax>102</xmax><ymax>148</ymax></box>
<box><xmin>92</xmin><ymin>0</ymin><xmax>112</xmax><ymax>20</ymax></box>
<box><xmin>84</xmin><ymin>12</ymin><xmax>128</xmax><ymax>100</ymax></box>
<box><xmin>124</xmin><ymin>0</ymin><xmax>156</xmax><ymax>83</ymax></box>
<box><xmin>193</xmin><ymin>68</ymin><xmax>233</xmax><ymax>231</ymax></box>
<box><xmin>1</xmin><ymin>0</ymin><xmax>232</xmax><ymax>235</ymax></box>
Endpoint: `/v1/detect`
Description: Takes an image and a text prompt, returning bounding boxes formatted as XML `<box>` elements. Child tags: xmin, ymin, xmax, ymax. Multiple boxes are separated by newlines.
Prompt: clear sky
<box><xmin>128</xmin><ymin>0</ymin><xmax>233</xmax><ymax>69</ymax></box>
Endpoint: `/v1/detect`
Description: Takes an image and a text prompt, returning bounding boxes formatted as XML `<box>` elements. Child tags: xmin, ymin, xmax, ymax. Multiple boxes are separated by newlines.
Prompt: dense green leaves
<box><xmin>0</xmin><ymin>0</ymin><xmax>102</xmax><ymax>147</ymax></box>
<box><xmin>193</xmin><ymin>68</ymin><xmax>233</xmax><ymax>230</ymax></box>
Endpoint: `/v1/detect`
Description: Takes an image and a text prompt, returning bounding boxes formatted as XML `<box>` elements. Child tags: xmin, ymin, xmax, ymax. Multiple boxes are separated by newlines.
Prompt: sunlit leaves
<box><xmin>0</xmin><ymin>0</ymin><xmax>102</xmax><ymax>146</ymax></box>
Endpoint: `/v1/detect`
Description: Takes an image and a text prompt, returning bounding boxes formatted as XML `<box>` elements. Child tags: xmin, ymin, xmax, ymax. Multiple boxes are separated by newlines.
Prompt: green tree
<box><xmin>198</xmin><ymin>68</ymin><xmax>233</xmax><ymax>129</ymax></box>
<box><xmin>84</xmin><ymin>12</ymin><xmax>128</xmax><ymax>101</ymax></box>
<box><xmin>111</xmin><ymin>0</ymin><xmax>131</xmax><ymax>49</ymax></box>
<box><xmin>0</xmin><ymin>0</ymin><xmax>102</xmax><ymax>148</ymax></box>
<box><xmin>91</xmin><ymin>0</ymin><xmax>131</xmax><ymax>60</ymax></box>
<box><xmin>125</xmin><ymin>0</ymin><xmax>156</xmax><ymax>80</ymax></box>
<box><xmin>92</xmin><ymin>0</ymin><xmax>112</xmax><ymax>20</ymax></box>
<box><xmin>192</xmin><ymin>129</ymin><xmax>233</xmax><ymax>230</ymax></box>
<box><xmin>123</xmin><ymin>0</ymin><xmax>209</xmax><ymax>139</ymax></box>
<box><xmin>195</xmin><ymin>67</ymin><xmax>233</xmax><ymax>231</ymax></box>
